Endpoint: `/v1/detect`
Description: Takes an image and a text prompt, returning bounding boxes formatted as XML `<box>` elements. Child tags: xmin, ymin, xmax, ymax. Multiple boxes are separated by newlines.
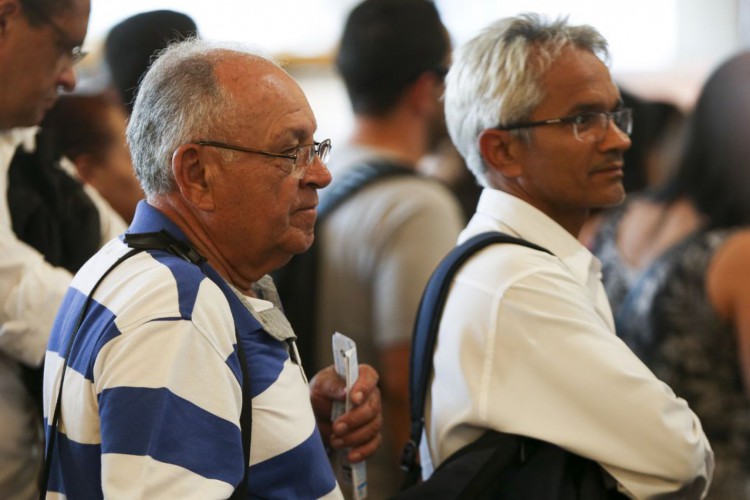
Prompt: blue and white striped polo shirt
<box><xmin>43</xmin><ymin>201</ymin><xmax>341</xmax><ymax>499</ymax></box>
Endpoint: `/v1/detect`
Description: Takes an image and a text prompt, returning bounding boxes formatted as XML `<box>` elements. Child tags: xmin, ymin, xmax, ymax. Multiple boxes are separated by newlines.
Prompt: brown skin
<box><xmin>378</xmin><ymin>342</ymin><xmax>411</xmax><ymax>462</ymax></box>
<box><xmin>150</xmin><ymin>53</ymin><xmax>382</xmax><ymax>462</ymax></box>
<box><xmin>707</xmin><ymin>229</ymin><xmax>750</xmax><ymax>393</ymax></box>
<box><xmin>72</xmin><ymin>103</ymin><xmax>143</xmax><ymax>223</ymax></box>
<box><xmin>311</xmin><ymin>365</ymin><xmax>383</xmax><ymax>461</ymax></box>
<box><xmin>0</xmin><ymin>0</ymin><xmax>90</xmax><ymax>129</ymax></box>
<box><xmin>479</xmin><ymin>46</ymin><xmax>631</xmax><ymax>237</ymax></box>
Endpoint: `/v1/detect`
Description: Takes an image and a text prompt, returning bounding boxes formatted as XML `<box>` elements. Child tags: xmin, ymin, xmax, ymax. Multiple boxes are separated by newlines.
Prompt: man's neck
<box><xmin>147</xmin><ymin>195</ymin><xmax>258</xmax><ymax>296</ymax></box>
<box><xmin>492</xmin><ymin>180</ymin><xmax>589</xmax><ymax>238</ymax></box>
<box><xmin>349</xmin><ymin>112</ymin><xmax>428</xmax><ymax>167</ymax></box>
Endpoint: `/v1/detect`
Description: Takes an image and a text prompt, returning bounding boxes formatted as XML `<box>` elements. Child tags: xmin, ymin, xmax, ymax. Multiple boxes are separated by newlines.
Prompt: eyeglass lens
<box><xmin>290</xmin><ymin>140</ymin><xmax>332</xmax><ymax>179</ymax></box>
<box><xmin>574</xmin><ymin>110</ymin><xmax>632</xmax><ymax>142</ymax></box>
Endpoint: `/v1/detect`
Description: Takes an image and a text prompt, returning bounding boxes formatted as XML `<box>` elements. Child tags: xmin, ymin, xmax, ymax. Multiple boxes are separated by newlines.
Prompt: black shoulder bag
<box><xmin>40</xmin><ymin>230</ymin><xmax>252</xmax><ymax>500</ymax></box>
<box><xmin>395</xmin><ymin>232</ymin><xmax>625</xmax><ymax>500</ymax></box>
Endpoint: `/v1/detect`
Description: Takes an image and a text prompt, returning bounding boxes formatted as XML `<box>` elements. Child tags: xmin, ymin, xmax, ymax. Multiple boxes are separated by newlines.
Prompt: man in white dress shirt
<box><xmin>0</xmin><ymin>0</ymin><xmax>92</xmax><ymax>497</ymax></box>
<box><xmin>420</xmin><ymin>14</ymin><xmax>714</xmax><ymax>499</ymax></box>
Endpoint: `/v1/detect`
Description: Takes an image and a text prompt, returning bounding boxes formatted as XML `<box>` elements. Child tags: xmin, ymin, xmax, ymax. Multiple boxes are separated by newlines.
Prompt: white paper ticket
<box><xmin>331</xmin><ymin>332</ymin><xmax>368</xmax><ymax>500</ymax></box>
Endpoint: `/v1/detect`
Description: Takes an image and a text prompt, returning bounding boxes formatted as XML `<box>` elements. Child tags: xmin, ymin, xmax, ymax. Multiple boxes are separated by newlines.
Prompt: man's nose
<box><xmin>303</xmin><ymin>155</ymin><xmax>332</xmax><ymax>189</ymax></box>
<box><xmin>57</xmin><ymin>64</ymin><xmax>77</xmax><ymax>93</ymax></box>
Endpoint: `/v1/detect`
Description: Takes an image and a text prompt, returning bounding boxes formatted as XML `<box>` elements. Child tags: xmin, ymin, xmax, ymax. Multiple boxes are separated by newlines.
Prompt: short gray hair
<box><xmin>126</xmin><ymin>38</ymin><xmax>272</xmax><ymax>195</ymax></box>
<box><xmin>444</xmin><ymin>13</ymin><xmax>609</xmax><ymax>187</ymax></box>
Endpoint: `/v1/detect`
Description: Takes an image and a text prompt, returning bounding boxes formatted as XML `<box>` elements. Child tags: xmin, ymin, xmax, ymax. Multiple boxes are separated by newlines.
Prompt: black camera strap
<box><xmin>40</xmin><ymin>230</ymin><xmax>252</xmax><ymax>500</ymax></box>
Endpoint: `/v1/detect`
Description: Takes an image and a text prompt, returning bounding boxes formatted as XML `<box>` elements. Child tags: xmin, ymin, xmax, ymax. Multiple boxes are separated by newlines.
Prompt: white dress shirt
<box><xmin>421</xmin><ymin>188</ymin><xmax>714</xmax><ymax>499</ymax></box>
<box><xmin>0</xmin><ymin>128</ymin><xmax>126</xmax><ymax>500</ymax></box>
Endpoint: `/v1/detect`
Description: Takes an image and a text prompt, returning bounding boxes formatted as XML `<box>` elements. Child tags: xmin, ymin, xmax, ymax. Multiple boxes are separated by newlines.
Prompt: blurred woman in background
<box><xmin>592</xmin><ymin>51</ymin><xmax>750</xmax><ymax>497</ymax></box>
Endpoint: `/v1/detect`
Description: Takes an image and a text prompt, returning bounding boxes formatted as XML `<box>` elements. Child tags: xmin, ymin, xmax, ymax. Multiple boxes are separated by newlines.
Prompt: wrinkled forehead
<box><xmin>215</xmin><ymin>55</ymin><xmax>316</xmax><ymax>137</ymax></box>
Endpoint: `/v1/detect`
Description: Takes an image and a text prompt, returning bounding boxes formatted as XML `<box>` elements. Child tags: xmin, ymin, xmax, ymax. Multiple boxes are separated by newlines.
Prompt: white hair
<box><xmin>444</xmin><ymin>13</ymin><xmax>609</xmax><ymax>187</ymax></box>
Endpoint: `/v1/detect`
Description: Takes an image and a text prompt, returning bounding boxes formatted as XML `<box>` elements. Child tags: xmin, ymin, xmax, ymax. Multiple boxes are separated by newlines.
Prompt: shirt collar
<box><xmin>126</xmin><ymin>200</ymin><xmax>189</xmax><ymax>240</ymax></box>
<box><xmin>0</xmin><ymin>127</ymin><xmax>38</xmax><ymax>171</ymax></box>
<box><xmin>467</xmin><ymin>188</ymin><xmax>601</xmax><ymax>287</ymax></box>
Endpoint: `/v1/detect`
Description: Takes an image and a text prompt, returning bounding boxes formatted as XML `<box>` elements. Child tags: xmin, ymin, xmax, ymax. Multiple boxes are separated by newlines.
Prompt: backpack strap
<box><xmin>40</xmin><ymin>246</ymin><xmax>144</xmax><ymax>499</ymax></box>
<box><xmin>272</xmin><ymin>159</ymin><xmax>417</xmax><ymax>376</ymax></box>
<box><xmin>316</xmin><ymin>159</ymin><xmax>416</xmax><ymax>218</ymax></box>
<box><xmin>400</xmin><ymin>231</ymin><xmax>553</xmax><ymax>487</ymax></box>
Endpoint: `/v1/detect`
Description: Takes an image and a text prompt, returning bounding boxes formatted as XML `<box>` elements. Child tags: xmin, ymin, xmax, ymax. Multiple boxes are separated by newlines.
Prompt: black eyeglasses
<box><xmin>495</xmin><ymin>108</ymin><xmax>633</xmax><ymax>142</ymax></box>
<box><xmin>196</xmin><ymin>139</ymin><xmax>332</xmax><ymax>179</ymax></box>
<box><xmin>20</xmin><ymin>1</ymin><xmax>87</xmax><ymax>65</ymax></box>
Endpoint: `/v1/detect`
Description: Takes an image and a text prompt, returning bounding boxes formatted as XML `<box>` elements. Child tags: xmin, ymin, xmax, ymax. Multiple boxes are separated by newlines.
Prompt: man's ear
<box><xmin>479</xmin><ymin>128</ymin><xmax>523</xmax><ymax>178</ymax></box>
<box><xmin>71</xmin><ymin>153</ymin><xmax>96</xmax><ymax>182</ymax></box>
<box><xmin>406</xmin><ymin>71</ymin><xmax>442</xmax><ymax>116</ymax></box>
<box><xmin>171</xmin><ymin>144</ymin><xmax>215</xmax><ymax>211</ymax></box>
<box><xmin>0</xmin><ymin>0</ymin><xmax>21</xmax><ymax>38</ymax></box>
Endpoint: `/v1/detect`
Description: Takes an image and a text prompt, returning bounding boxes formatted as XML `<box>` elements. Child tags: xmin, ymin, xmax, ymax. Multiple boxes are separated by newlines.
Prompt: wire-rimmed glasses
<box><xmin>495</xmin><ymin>108</ymin><xmax>633</xmax><ymax>142</ymax></box>
<box><xmin>196</xmin><ymin>138</ymin><xmax>332</xmax><ymax>179</ymax></box>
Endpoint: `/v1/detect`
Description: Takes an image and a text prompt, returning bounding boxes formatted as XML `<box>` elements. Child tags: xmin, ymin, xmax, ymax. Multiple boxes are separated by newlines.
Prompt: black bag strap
<box><xmin>273</xmin><ymin>159</ymin><xmax>417</xmax><ymax>376</ymax></box>
<box><xmin>317</xmin><ymin>159</ymin><xmax>416</xmax><ymax>218</ymax></box>
<box><xmin>39</xmin><ymin>246</ymin><xmax>143</xmax><ymax>499</ymax></box>
<box><xmin>40</xmin><ymin>230</ymin><xmax>252</xmax><ymax>499</ymax></box>
<box><xmin>400</xmin><ymin>231</ymin><xmax>553</xmax><ymax>487</ymax></box>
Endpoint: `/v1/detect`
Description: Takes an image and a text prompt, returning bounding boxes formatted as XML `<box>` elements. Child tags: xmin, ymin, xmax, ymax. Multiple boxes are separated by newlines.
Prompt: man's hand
<box><xmin>310</xmin><ymin>363</ymin><xmax>382</xmax><ymax>463</ymax></box>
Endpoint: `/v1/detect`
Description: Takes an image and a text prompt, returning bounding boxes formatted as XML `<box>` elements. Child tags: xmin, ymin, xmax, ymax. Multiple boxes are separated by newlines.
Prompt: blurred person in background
<box><xmin>0</xmin><ymin>0</ymin><xmax>92</xmax><ymax>497</ymax></box>
<box><xmin>592</xmin><ymin>50</ymin><xmax>750</xmax><ymax>497</ymax></box>
<box><xmin>283</xmin><ymin>0</ymin><xmax>464</xmax><ymax>496</ymax></box>
<box><xmin>39</xmin><ymin>92</ymin><xmax>143</xmax><ymax>223</ymax></box>
<box><xmin>104</xmin><ymin>9</ymin><xmax>198</xmax><ymax>114</ymax></box>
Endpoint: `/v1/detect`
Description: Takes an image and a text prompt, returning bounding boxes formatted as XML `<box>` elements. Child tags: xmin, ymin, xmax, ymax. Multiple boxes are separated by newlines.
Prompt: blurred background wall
<box><xmin>78</xmin><ymin>0</ymin><xmax>749</xmax><ymax>148</ymax></box>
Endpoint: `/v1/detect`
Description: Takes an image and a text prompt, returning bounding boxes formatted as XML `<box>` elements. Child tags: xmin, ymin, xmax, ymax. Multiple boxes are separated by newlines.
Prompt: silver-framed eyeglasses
<box><xmin>20</xmin><ymin>0</ymin><xmax>88</xmax><ymax>65</ymax></box>
<box><xmin>495</xmin><ymin>108</ymin><xmax>633</xmax><ymax>142</ymax></box>
<box><xmin>196</xmin><ymin>138</ymin><xmax>332</xmax><ymax>179</ymax></box>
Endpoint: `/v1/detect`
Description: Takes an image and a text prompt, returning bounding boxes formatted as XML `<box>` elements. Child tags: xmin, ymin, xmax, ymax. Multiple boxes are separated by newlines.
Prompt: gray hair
<box><xmin>126</xmin><ymin>38</ymin><xmax>273</xmax><ymax>195</ymax></box>
<box><xmin>444</xmin><ymin>13</ymin><xmax>609</xmax><ymax>187</ymax></box>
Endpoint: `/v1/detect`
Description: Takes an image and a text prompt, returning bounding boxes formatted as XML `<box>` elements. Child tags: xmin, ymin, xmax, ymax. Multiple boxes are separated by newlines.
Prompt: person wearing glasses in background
<box><xmin>0</xmin><ymin>0</ymin><xmax>92</xmax><ymax>498</ymax></box>
<box><xmin>42</xmin><ymin>39</ymin><xmax>382</xmax><ymax>499</ymax></box>
<box><xmin>419</xmin><ymin>14</ymin><xmax>714</xmax><ymax>498</ymax></box>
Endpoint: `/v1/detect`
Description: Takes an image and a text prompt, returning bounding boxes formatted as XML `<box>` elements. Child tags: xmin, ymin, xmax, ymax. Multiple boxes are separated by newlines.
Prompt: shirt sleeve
<box><xmin>0</xmin><ymin>147</ymin><xmax>124</xmax><ymax>368</ymax></box>
<box><xmin>433</xmin><ymin>250</ymin><xmax>713</xmax><ymax>499</ymax></box>
<box><xmin>0</xmin><ymin>224</ymin><xmax>73</xmax><ymax>367</ymax></box>
<box><xmin>490</xmin><ymin>262</ymin><xmax>711</xmax><ymax>498</ymax></box>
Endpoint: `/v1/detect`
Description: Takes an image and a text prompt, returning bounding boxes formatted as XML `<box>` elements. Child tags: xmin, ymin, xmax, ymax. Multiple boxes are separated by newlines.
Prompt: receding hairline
<box><xmin>201</xmin><ymin>49</ymin><xmax>315</xmax><ymax>139</ymax></box>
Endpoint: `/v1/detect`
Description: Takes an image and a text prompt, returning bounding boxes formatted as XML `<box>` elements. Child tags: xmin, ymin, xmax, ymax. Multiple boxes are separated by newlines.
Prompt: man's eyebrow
<box><xmin>567</xmin><ymin>100</ymin><xmax>625</xmax><ymax>115</ymax></box>
<box><xmin>287</xmin><ymin>125</ymin><xmax>317</xmax><ymax>142</ymax></box>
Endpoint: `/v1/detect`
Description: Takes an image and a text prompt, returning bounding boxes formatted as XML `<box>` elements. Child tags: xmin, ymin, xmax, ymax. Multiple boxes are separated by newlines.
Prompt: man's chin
<box><xmin>593</xmin><ymin>185</ymin><xmax>626</xmax><ymax>209</ymax></box>
<box><xmin>287</xmin><ymin>230</ymin><xmax>316</xmax><ymax>257</ymax></box>
<box><xmin>14</xmin><ymin>109</ymin><xmax>48</xmax><ymax>129</ymax></box>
